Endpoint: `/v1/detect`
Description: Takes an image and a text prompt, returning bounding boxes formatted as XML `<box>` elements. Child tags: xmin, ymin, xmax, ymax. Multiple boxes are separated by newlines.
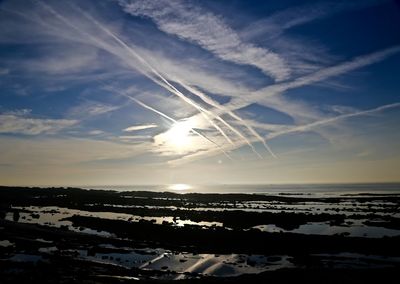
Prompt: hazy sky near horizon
<box><xmin>0</xmin><ymin>0</ymin><xmax>400</xmax><ymax>186</ymax></box>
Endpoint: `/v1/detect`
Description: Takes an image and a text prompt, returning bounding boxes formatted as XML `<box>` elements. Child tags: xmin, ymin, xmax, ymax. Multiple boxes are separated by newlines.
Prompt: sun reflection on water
<box><xmin>168</xmin><ymin>184</ymin><xmax>192</xmax><ymax>191</ymax></box>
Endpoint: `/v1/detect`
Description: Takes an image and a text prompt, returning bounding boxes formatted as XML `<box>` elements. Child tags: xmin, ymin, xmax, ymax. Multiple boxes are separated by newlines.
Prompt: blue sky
<box><xmin>0</xmin><ymin>0</ymin><xmax>399</xmax><ymax>186</ymax></box>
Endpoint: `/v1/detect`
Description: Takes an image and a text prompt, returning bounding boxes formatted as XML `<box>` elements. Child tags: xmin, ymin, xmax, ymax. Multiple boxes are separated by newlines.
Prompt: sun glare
<box><xmin>166</xmin><ymin>121</ymin><xmax>192</xmax><ymax>149</ymax></box>
<box><xmin>168</xmin><ymin>183</ymin><xmax>192</xmax><ymax>191</ymax></box>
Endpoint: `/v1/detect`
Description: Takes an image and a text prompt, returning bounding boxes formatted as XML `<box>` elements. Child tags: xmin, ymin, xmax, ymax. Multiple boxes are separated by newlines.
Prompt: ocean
<box><xmin>83</xmin><ymin>183</ymin><xmax>400</xmax><ymax>195</ymax></box>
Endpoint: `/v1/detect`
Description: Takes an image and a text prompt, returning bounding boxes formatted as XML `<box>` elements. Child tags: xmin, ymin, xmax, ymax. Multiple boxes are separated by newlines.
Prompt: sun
<box><xmin>154</xmin><ymin>118</ymin><xmax>203</xmax><ymax>154</ymax></box>
<box><xmin>165</xmin><ymin>121</ymin><xmax>192</xmax><ymax>150</ymax></box>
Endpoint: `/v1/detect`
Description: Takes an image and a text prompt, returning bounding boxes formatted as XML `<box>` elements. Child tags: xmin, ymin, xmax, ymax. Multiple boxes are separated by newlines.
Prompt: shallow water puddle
<box><xmin>254</xmin><ymin>221</ymin><xmax>400</xmax><ymax>238</ymax></box>
<box><xmin>71</xmin><ymin>247</ymin><xmax>292</xmax><ymax>277</ymax></box>
<box><xmin>0</xmin><ymin>240</ymin><xmax>14</xmax><ymax>247</ymax></box>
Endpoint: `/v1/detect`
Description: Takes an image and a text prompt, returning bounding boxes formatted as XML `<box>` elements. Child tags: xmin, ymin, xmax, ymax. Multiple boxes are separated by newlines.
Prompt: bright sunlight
<box><xmin>168</xmin><ymin>183</ymin><xmax>192</xmax><ymax>191</ymax></box>
<box><xmin>168</xmin><ymin>122</ymin><xmax>191</xmax><ymax>148</ymax></box>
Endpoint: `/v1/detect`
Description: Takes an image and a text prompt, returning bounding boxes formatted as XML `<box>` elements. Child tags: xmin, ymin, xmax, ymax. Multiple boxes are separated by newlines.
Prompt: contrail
<box><xmin>179</xmin><ymin>82</ymin><xmax>276</xmax><ymax>157</ymax></box>
<box><xmin>33</xmin><ymin>1</ymin><xmax>268</xmax><ymax>159</ymax></box>
<box><xmin>65</xmin><ymin>3</ymin><xmax>237</xmax><ymax>148</ymax></box>
<box><xmin>127</xmin><ymin>96</ymin><xmax>234</xmax><ymax>161</ymax></box>
<box><xmin>266</xmin><ymin>102</ymin><xmax>400</xmax><ymax>140</ymax></box>
<box><xmin>32</xmin><ymin>0</ymin><xmax>131</xmax><ymax>76</ymax></box>
<box><xmin>215</xmin><ymin>45</ymin><xmax>400</xmax><ymax>114</ymax></box>
<box><xmin>168</xmin><ymin>101</ymin><xmax>400</xmax><ymax>165</ymax></box>
<box><xmin>15</xmin><ymin>1</ymin><xmax>400</xmax><ymax>163</ymax></box>
<box><xmin>105</xmin><ymin>86</ymin><xmax>234</xmax><ymax>161</ymax></box>
<box><xmin>35</xmin><ymin>1</ymin><xmax>234</xmax><ymax>148</ymax></box>
<box><xmin>174</xmin><ymin>45</ymin><xmax>400</xmax><ymax>157</ymax></box>
<box><xmin>177</xmin><ymin>82</ymin><xmax>265</xmax><ymax>158</ymax></box>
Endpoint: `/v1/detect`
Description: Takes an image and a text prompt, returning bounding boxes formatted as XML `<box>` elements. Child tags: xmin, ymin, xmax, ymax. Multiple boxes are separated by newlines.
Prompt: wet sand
<box><xmin>1</xmin><ymin>186</ymin><xmax>400</xmax><ymax>283</ymax></box>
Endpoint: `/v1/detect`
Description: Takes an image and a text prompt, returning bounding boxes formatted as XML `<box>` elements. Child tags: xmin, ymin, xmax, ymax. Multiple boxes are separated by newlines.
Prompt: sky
<box><xmin>0</xmin><ymin>0</ymin><xmax>400</xmax><ymax>186</ymax></box>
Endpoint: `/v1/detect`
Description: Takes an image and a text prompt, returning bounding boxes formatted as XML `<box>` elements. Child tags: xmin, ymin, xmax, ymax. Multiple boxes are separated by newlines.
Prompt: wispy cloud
<box><xmin>56</xmin><ymin>2</ymin><xmax>246</xmax><ymax>153</ymax></box>
<box><xmin>169</xmin><ymin>102</ymin><xmax>400</xmax><ymax>165</ymax></box>
<box><xmin>122</xmin><ymin>94</ymin><xmax>232</xmax><ymax>160</ymax></box>
<box><xmin>241</xmin><ymin>0</ymin><xmax>385</xmax><ymax>41</ymax></box>
<box><xmin>23</xmin><ymin>46</ymin><xmax>99</xmax><ymax>75</ymax></box>
<box><xmin>45</xmin><ymin>1</ymin><xmax>400</xmax><ymax>162</ymax></box>
<box><xmin>119</xmin><ymin>135</ymin><xmax>151</xmax><ymax>139</ymax></box>
<box><xmin>88</xmin><ymin>130</ymin><xmax>105</xmax><ymax>135</ymax></box>
<box><xmin>0</xmin><ymin>67</ymin><xmax>9</xmax><ymax>75</ymax></box>
<box><xmin>266</xmin><ymin>102</ymin><xmax>400</xmax><ymax>140</ymax></box>
<box><xmin>223</xmin><ymin>45</ymin><xmax>400</xmax><ymax>111</ymax></box>
<box><xmin>0</xmin><ymin>112</ymin><xmax>78</xmax><ymax>135</ymax></box>
<box><xmin>179</xmin><ymin>81</ymin><xmax>280</xmax><ymax>157</ymax></box>
<box><xmin>0</xmin><ymin>0</ymin><xmax>291</xmax><ymax>159</ymax></box>
<box><xmin>172</xmin><ymin>45</ymin><xmax>400</xmax><ymax>158</ymax></box>
<box><xmin>0</xmin><ymin>0</ymin><xmax>398</xmax><ymax>172</ymax></box>
<box><xmin>123</xmin><ymin>124</ymin><xmax>157</xmax><ymax>132</ymax></box>
<box><xmin>68</xmin><ymin>101</ymin><xmax>120</xmax><ymax>118</ymax></box>
<box><xmin>122</xmin><ymin>93</ymin><xmax>233</xmax><ymax>160</ymax></box>
<box><xmin>119</xmin><ymin>0</ymin><xmax>290</xmax><ymax>81</ymax></box>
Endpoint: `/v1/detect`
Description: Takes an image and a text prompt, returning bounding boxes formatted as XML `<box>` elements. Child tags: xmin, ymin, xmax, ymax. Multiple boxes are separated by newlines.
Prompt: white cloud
<box><xmin>1</xmin><ymin>0</ymin><xmax>398</xmax><ymax>167</ymax></box>
<box><xmin>266</xmin><ymin>102</ymin><xmax>400</xmax><ymax>140</ymax></box>
<box><xmin>216</xmin><ymin>45</ymin><xmax>400</xmax><ymax>113</ymax></box>
<box><xmin>123</xmin><ymin>123</ymin><xmax>157</xmax><ymax>132</ymax></box>
<box><xmin>119</xmin><ymin>0</ymin><xmax>290</xmax><ymax>81</ymax></box>
<box><xmin>329</xmin><ymin>105</ymin><xmax>359</xmax><ymax>115</ymax></box>
<box><xmin>23</xmin><ymin>46</ymin><xmax>99</xmax><ymax>75</ymax></box>
<box><xmin>68</xmin><ymin>101</ymin><xmax>120</xmax><ymax>118</ymax></box>
<box><xmin>3</xmin><ymin>109</ymin><xmax>32</xmax><ymax>116</ymax></box>
<box><xmin>168</xmin><ymin>102</ymin><xmax>400</xmax><ymax>165</ymax></box>
<box><xmin>88</xmin><ymin>130</ymin><xmax>105</xmax><ymax>135</ymax></box>
<box><xmin>118</xmin><ymin>135</ymin><xmax>152</xmax><ymax>143</ymax></box>
<box><xmin>0</xmin><ymin>113</ymin><xmax>78</xmax><ymax>135</ymax></box>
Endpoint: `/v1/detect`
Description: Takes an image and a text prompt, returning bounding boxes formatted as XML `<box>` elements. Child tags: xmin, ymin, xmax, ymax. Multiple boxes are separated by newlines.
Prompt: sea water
<box><xmin>83</xmin><ymin>183</ymin><xmax>400</xmax><ymax>196</ymax></box>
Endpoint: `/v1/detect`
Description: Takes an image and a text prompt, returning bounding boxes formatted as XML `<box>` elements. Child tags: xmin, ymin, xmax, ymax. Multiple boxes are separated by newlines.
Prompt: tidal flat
<box><xmin>1</xmin><ymin>186</ymin><xmax>400</xmax><ymax>283</ymax></box>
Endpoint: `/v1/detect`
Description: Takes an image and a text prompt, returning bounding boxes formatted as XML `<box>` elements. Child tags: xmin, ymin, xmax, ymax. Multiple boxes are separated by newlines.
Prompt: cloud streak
<box><xmin>119</xmin><ymin>0</ymin><xmax>290</xmax><ymax>81</ymax></box>
<box><xmin>1</xmin><ymin>0</ymin><xmax>329</xmax><ymax>160</ymax></box>
<box><xmin>266</xmin><ymin>102</ymin><xmax>400</xmax><ymax>140</ymax></box>
<box><xmin>168</xmin><ymin>45</ymin><xmax>400</xmax><ymax>162</ymax></box>
<box><xmin>123</xmin><ymin>124</ymin><xmax>157</xmax><ymax>132</ymax></box>
<box><xmin>1</xmin><ymin>0</ymin><xmax>399</xmax><ymax>171</ymax></box>
<box><xmin>241</xmin><ymin>0</ymin><xmax>385</xmax><ymax>41</ymax></box>
<box><xmin>168</xmin><ymin>102</ymin><xmax>400</xmax><ymax>165</ymax></box>
<box><xmin>215</xmin><ymin>45</ymin><xmax>400</xmax><ymax>112</ymax></box>
<box><xmin>0</xmin><ymin>113</ymin><xmax>78</xmax><ymax>135</ymax></box>
<box><xmin>117</xmin><ymin>91</ymin><xmax>234</xmax><ymax>161</ymax></box>
<box><xmin>68</xmin><ymin>101</ymin><xmax>120</xmax><ymax>118</ymax></box>
<box><xmin>33</xmin><ymin>2</ymin><xmax>400</xmax><ymax>163</ymax></box>
<box><xmin>63</xmin><ymin>2</ymin><xmax>248</xmax><ymax>152</ymax></box>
